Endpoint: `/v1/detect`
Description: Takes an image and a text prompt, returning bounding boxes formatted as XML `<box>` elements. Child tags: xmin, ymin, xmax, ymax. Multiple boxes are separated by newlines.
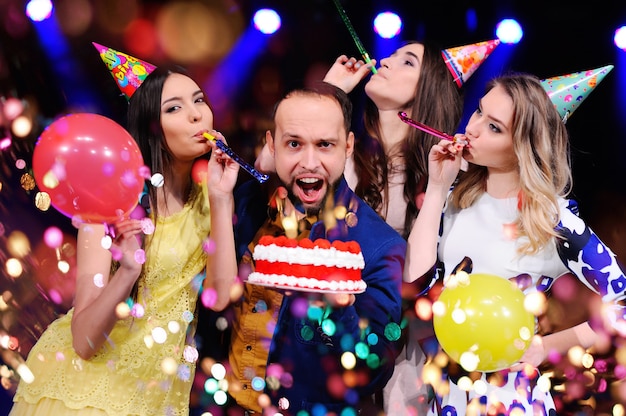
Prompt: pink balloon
<box><xmin>32</xmin><ymin>113</ymin><xmax>145</xmax><ymax>224</ymax></box>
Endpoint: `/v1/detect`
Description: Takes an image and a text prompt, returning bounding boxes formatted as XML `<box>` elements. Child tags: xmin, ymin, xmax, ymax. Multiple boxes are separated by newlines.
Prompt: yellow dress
<box><xmin>10</xmin><ymin>185</ymin><xmax>210</xmax><ymax>416</ymax></box>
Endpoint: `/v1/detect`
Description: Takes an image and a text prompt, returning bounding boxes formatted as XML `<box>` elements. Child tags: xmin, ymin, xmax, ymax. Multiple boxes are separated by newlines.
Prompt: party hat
<box><xmin>93</xmin><ymin>42</ymin><xmax>156</xmax><ymax>100</ymax></box>
<box><xmin>541</xmin><ymin>65</ymin><xmax>613</xmax><ymax>123</ymax></box>
<box><xmin>442</xmin><ymin>39</ymin><xmax>501</xmax><ymax>87</ymax></box>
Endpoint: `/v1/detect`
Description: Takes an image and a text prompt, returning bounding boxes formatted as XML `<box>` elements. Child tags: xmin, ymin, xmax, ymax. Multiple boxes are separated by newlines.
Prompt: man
<box><xmin>228</xmin><ymin>82</ymin><xmax>405</xmax><ymax>415</ymax></box>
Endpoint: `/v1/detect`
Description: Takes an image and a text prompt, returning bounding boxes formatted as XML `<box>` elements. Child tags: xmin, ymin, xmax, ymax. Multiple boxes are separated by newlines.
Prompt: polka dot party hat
<box><xmin>541</xmin><ymin>65</ymin><xmax>614</xmax><ymax>123</ymax></box>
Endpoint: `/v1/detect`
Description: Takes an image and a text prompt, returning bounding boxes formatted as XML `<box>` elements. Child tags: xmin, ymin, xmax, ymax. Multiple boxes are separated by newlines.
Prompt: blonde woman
<box><xmin>405</xmin><ymin>73</ymin><xmax>626</xmax><ymax>415</ymax></box>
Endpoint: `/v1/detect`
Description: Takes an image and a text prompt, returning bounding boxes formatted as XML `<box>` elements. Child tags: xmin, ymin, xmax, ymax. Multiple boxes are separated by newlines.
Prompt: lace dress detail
<box><xmin>11</xmin><ymin>185</ymin><xmax>210</xmax><ymax>416</ymax></box>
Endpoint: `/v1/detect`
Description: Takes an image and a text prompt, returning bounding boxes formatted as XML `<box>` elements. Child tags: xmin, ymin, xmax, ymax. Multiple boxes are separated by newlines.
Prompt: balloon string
<box><xmin>330</xmin><ymin>0</ymin><xmax>377</xmax><ymax>74</ymax></box>
<box><xmin>203</xmin><ymin>133</ymin><xmax>269</xmax><ymax>184</ymax></box>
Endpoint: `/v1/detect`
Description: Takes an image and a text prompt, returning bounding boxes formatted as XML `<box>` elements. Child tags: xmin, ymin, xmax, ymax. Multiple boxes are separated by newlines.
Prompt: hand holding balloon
<box><xmin>107</xmin><ymin>218</ymin><xmax>144</xmax><ymax>275</ymax></box>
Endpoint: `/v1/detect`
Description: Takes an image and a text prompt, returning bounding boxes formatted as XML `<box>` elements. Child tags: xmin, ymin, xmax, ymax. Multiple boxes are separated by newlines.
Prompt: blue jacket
<box><xmin>233</xmin><ymin>176</ymin><xmax>405</xmax><ymax>414</ymax></box>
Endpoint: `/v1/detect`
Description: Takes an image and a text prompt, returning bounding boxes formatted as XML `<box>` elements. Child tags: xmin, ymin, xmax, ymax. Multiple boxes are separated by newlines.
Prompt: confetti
<box><xmin>93</xmin><ymin>273</ymin><xmax>104</xmax><ymax>288</ymax></box>
<box><xmin>151</xmin><ymin>327</ymin><xmax>167</xmax><ymax>344</ymax></box>
<box><xmin>34</xmin><ymin>192</ymin><xmax>51</xmax><ymax>211</ymax></box>
<box><xmin>134</xmin><ymin>248</ymin><xmax>146</xmax><ymax>264</ymax></box>
<box><xmin>182</xmin><ymin>310</ymin><xmax>194</xmax><ymax>323</ymax></box>
<box><xmin>160</xmin><ymin>357</ymin><xmax>177</xmax><ymax>375</ymax></box>
<box><xmin>150</xmin><ymin>173</ymin><xmax>164</xmax><ymax>187</ymax></box>
<box><xmin>131</xmin><ymin>303</ymin><xmax>144</xmax><ymax>318</ymax></box>
<box><xmin>167</xmin><ymin>321</ymin><xmax>180</xmax><ymax>334</ymax></box>
<box><xmin>20</xmin><ymin>173</ymin><xmax>35</xmax><ymax>191</ymax></box>
<box><xmin>183</xmin><ymin>345</ymin><xmax>199</xmax><ymax>363</ymax></box>
<box><xmin>140</xmin><ymin>218</ymin><xmax>155</xmax><ymax>235</ymax></box>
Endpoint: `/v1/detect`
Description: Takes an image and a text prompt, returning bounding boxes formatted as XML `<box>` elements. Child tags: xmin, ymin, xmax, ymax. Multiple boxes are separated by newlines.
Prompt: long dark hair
<box><xmin>353</xmin><ymin>41</ymin><xmax>464</xmax><ymax>238</ymax></box>
<box><xmin>127</xmin><ymin>64</ymin><xmax>194</xmax><ymax>220</ymax></box>
<box><xmin>125</xmin><ymin>65</ymin><xmax>192</xmax><ymax>302</ymax></box>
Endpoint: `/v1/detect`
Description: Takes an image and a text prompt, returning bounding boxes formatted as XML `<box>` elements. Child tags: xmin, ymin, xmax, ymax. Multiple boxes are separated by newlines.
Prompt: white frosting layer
<box><xmin>253</xmin><ymin>243</ymin><xmax>365</xmax><ymax>270</ymax></box>
<box><xmin>248</xmin><ymin>272</ymin><xmax>367</xmax><ymax>293</ymax></box>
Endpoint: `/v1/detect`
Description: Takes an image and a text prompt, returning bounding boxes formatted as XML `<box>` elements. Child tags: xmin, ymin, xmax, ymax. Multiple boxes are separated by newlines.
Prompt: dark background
<box><xmin>0</xmin><ymin>0</ymin><xmax>625</xmax><ymax>414</ymax></box>
<box><xmin>1</xmin><ymin>0</ymin><xmax>625</xmax><ymax>234</ymax></box>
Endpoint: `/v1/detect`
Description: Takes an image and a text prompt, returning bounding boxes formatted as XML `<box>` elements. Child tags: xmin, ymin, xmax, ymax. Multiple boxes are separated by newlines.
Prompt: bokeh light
<box><xmin>0</xmin><ymin>136</ymin><xmax>11</xmax><ymax>150</ymax></box>
<box><xmin>211</xmin><ymin>362</ymin><xmax>226</xmax><ymax>380</ymax></box>
<box><xmin>157</xmin><ymin>1</ymin><xmax>241</xmax><ymax>64</ymax></box>
<box><xmin>204</xmin><ymin>377</ymin><xmax>219</xmax><ymax>394</ymax></box>
<box><xmin>465</xmin><ymin>8</ymin><xmax>478</xmax><ymax>32</ymax></box>
<box><xmin>496</xmin><ymin>18</ymin><xmax>523</xmax><ymax>44</ymax></box>
<box><xmin>213</xmin><ymin>389</ymin><xmax>227</xmax><ymax>405</ymax></box>
<box><xmin>54</xmin><ymin>0</ymin><xmax>93</xmax><ymax>36</ymax></box>
<box><xmin>7</xmin><ymin>231</ymin><xmax>30</xmax><ymax>258</ymax></box>
<box><xmin>615</xmin><ymin>26</ymin><xmax>626</xmax><ymax>50</ymax></box>
<box><xmin>93</xmin><ymin>0</ymin><xmax>138</xmax><ymax>34</ymax></box>
<box><xmin>123</xmin><ymin>18</ymin><xmax>157</xmax><ymax>58</ymax></box>
<box><xmin>253</xmin><ymin>8</ymin><xmax>281</xmax><ymax>34</ymax></box>
<box><xmin>16</xmin><ymin>364</ymin><xmax>34</xmax><ymax>384</ymax></box>
<box><xmin>251</xmin><ymin>376</ymin><xmax>265</xmax><ymax>391</ymax></box>
<box><xmin>43</xmin><ymin>226</ymin><xmax>63</xmax><ymax>248</ymax></box>
<box><xmin>11</xmin><ymin>116</ymin><xmax>33</xmax><ymax>138</ymax></box>
<box><xmin>3</xmin><ymin>98</ymin><xmax>23</xmax><ymax>120</ymax></box>
<box><xmin>524</xmin><ymin>290</ymin><xmax>547</xmax><ymax>315</ymax></box>
<box><xmin>57</xmin><ymin>260</ymin><xmax>70</xmax><ymax>274</ymax></box>
<box><xmin>151</xmin><ymin>327</ymin><xmax>167</xmax><ymax>344</ymax></box>
<box><xmin>5</xmin><ymin>258</ymin><xmax>23</xmax><ymax>278</ymax></box>
<box><xmin>25</xmin><ymin>0</ymin><xmax>53</xmax><ymax>22</ymax></box>
<box><xmin>373</xmin><ymin>12</ymin><xmax>402</xmax><ymax>39</ymax></box>
<box><xmin>340</xmin><ymin>351</ymin><xmax>356</xmax><ymax>370</ymax></box>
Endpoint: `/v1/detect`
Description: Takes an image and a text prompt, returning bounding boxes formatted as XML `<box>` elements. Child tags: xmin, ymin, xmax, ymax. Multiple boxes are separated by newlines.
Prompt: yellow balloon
<box><xmin>433</xmin><ymin>273</ymin><xmax>536</xmax><ymax>372</ymax></box>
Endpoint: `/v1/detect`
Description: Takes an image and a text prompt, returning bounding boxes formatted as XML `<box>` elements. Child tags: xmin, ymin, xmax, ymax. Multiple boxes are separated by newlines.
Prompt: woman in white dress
<box><xmin>404</xmin><ymin>72</ymin><xmax>626</xmax><ymax>415</ymax></box>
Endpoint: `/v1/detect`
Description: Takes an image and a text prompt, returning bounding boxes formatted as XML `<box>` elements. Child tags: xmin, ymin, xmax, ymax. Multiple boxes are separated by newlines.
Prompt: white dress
<box><xmin>427</xmin><ymin>193</ymin><xmax>626</xmax><ymax>416</ymax></box>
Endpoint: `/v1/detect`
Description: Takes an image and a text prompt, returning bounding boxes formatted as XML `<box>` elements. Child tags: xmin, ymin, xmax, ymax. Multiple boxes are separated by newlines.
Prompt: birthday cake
<box><xmin>248</xmin><ymin>235</ymin><xmax>367</xmax><ymax>293</ymax></box>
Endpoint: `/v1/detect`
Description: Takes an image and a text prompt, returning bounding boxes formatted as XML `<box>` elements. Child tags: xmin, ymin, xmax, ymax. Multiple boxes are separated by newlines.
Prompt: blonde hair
<box><xmin>450</xmin><ymin>73</ymin><xmax>572</xmax><ymax>254</ymax></box>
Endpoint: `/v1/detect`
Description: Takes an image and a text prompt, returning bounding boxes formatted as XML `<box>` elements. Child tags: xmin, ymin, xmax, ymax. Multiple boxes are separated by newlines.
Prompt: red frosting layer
<box><xmin>254</xmin><ymin>260</ymin><xmax>361</xmax><ymax>281</ymax></box>
<box><xmin>257</xmin><ymin>235</ymin><xmax>362</xmax><ymax>254</ymax></box>
<box><xmin>253</xmin><ymin>236</ymin><xmax>363</xmax><ymax>285</ymax></box>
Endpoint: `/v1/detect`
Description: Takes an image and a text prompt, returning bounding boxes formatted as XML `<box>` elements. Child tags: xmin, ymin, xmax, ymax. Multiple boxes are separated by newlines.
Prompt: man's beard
<box><xmin>284</xmin><ymin>176</ymin><xmax>342</xmax><ymax>217</ymax></box>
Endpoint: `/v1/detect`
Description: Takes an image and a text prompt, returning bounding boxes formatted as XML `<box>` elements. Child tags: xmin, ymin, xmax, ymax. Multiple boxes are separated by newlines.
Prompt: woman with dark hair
<box><xmin>322</xmin><ymin>41</ymin><xmax>472</xmax><ymax>415</ymax></box>
<box><xmin>10</xmin><ymin>65</ymin><xmax>239</xmax><ymax>415</ymax></box>
<box><xmin>327</xmin><ymin>41</ymin><xmax>464</xmax><ymax>239</ymax></box>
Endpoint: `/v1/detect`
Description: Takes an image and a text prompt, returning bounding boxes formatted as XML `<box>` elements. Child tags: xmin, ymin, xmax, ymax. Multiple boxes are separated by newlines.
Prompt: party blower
<box><xmin>203</xmin><ymin>132</ymin><xmax>269</xmax><ymax>183</ymax></box>
<box><xmin>398</xmin><ymin>112</ymin><xmax>468</xmax><ymax>145</ymax></box>
<box><xmin>331</xmin><ymin>0</ymin><xmax>377</xmax><ymax>74</ymax></box>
